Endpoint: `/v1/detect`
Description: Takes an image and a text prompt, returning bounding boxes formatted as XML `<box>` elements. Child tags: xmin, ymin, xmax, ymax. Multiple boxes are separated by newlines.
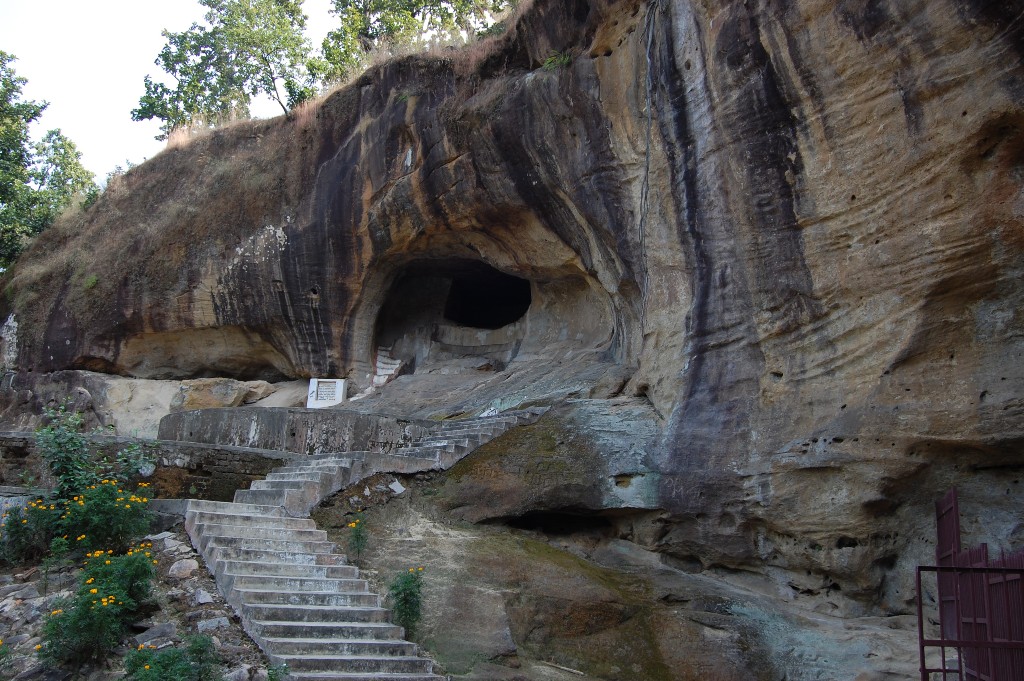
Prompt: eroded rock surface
<box><xmin>0</xmin><ymin>0</ymin><xmax>1022</xmax><ymax>665</ymax></box>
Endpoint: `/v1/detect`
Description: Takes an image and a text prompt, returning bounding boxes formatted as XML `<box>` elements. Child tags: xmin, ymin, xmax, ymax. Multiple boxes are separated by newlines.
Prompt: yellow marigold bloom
<box><xmin>105</xmin><ymin>560</ymin><xmax>111</xmax><ymax>565</ymax></box>
<box><xmin>144</xmin><ymin>665</ymin><xmax>150</xmax><ymax>670</ymax></box>
<box><xmin>153</xmin><ymin>560</ymin><xmax>158</xmax><ymax>564</ymax></box>
<box><xmin>90</xmin><ymin>588</ymin><xmax>98</xmax><ymax>593</ymax></box>
<box><xmin>34</xmin><ymin>644</ymin><xmax>41</xmax><ymax>651</ymax></box>
<box><xmin>138</xmin><ymin>644</ymin><xmax>144</xmax><ymax>650</ymax></box>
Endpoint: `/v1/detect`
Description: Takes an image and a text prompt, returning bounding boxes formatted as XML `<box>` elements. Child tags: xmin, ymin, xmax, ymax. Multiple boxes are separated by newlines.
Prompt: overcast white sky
<box><xmin>0</xmin><ymin>0</ymin><xmax>335</xmax><ymax>179</ymax></box>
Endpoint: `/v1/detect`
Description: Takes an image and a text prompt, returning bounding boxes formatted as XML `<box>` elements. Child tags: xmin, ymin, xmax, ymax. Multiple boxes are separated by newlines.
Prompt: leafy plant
<box><xmin>0</xmin><ymin>498</ymin><xmax>59</xmax><ymax>565</ymax></box>
<box><xmin>124</xmin><ymin>635</ymin><xmax>221</xmax><ymax>681</ymax></box>
<box><xmin>82</xmin><ymin>274</ymin><xmax>98</xmax><ymax>290</ymax></box>
<box><xmin>34</xmin><ymin>402</ymin><xmax>96</xmax><ymax>500</ymax></box>
<box><xmin>40</xmin><ymin>546</ymin><xmax>155</xmax><ymax>666</ymax></box>
<box><xmin>388</xmin><ymin>566</ymin><xmax>425</xmax><ymax>638</ymax></box>
<box><xmin>346</xmin><ymin>513</ymin><xmax>367</xmax><ymax>563</ymax></box>
<box><xmin>542</xmin><ymin>51</ymin><xmax>572</xmax><ymax>71</ymax></box>
<box><xmin>60</xmin><ymin>480</ymin><xmax>154</xmax><ymax>554</ymax></box>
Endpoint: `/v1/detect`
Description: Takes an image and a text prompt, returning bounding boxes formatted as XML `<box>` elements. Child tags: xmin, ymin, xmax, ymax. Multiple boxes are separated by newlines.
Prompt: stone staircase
<box><xmin>184</xmin><ymin>408</ymin><xmax>546</xmax><ymax>680</ymax></box>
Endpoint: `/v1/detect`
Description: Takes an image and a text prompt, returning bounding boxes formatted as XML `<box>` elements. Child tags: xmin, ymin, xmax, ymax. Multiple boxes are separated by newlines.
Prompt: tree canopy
<box><xmin>0</xmin><ymin>52</ymin><xmax>96</xmax><ymax>269</ymax></box>
<box><xmin>136</xmin><ymin>0</ymin><xmax>515</xmax><ymax>138</ymax></box>
<box><xmin>320</xmin><ymin>0</ymin><xmax>513</xmax><ymax>81</ymax></box>
<box><xmin>132</xmin><ymin>0</ymin><xmax>318</xmax><ymax>139</ymax></box>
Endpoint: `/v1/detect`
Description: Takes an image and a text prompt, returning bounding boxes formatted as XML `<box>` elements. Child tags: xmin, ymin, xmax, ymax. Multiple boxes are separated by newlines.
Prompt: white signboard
<box><xmin>306</xmin><ymin>378</ymin><xmax>347</xmax><ymax>408</ymax></box>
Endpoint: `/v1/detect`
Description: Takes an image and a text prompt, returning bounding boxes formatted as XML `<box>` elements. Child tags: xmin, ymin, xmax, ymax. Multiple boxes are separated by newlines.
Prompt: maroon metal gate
<box><xmin>917</xmin><ymin>489</ymin><xmax>1024</xmax><ymax>680</ymax></box>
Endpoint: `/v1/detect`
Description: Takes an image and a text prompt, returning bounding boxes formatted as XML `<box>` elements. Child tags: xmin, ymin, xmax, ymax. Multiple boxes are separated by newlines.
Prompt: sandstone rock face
<box><xmin>318</xmin><ymin>482</ymin><xmax>922</xmax><ymax>681</ymax></box>
<box><xmin>1</xmin><ymin>0</ymin><xmax>1022</xmax><ymax>630</ymax></box>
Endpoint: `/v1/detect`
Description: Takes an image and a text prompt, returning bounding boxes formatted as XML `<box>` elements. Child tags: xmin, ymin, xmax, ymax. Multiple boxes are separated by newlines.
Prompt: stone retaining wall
<box><xmin>157</xmin><ymin>408</ymin><xmax>434</xmax><ymax>455</ymax></box>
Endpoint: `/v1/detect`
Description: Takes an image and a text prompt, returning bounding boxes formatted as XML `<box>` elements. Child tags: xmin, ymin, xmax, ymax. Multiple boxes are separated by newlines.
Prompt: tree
<box><xmin>0</xmin><ymin>52</ymin><xmax>96</xmax><ymax>269</ymax></box>
<box><xmin>133</xmin><ymin>0</ymin><xmax>319</xmax><ymax>139</ymax></box>
<box><xmin>321</xmin><ymin>0</ymin><xmax>515</xmax><ymax>81</ymax></box>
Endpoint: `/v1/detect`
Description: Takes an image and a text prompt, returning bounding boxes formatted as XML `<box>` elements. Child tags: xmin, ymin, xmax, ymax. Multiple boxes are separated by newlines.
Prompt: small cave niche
<box><xmin>502</xmin><ymin>510</ymin><xmax>615</xmax><ymax>537</ymax></box>
<box><xmin>373</xmin><ymin>258</ymin><xmax>532</xmax><ymax>370</ymax></box>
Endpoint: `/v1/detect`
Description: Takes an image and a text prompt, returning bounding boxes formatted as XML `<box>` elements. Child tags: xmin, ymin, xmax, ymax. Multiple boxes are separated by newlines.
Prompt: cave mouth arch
<box><xmin>373</xmin><ymin>258</ymin><xmax>532</xmax><ymax>370</ymax></box>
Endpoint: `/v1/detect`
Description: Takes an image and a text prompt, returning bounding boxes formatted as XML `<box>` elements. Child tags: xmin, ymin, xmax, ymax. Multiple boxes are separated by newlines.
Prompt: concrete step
<box><xmin>184</xmin><ymin>500</ymin><xmax>288</xmax><ymax>517</ymax></box>
<box><xmin>407</xmin><ymin>436</ymin><xmax>472</xmax><ymax>448</ymax></box>
<box><xmin>248</xmin><ymin>620</ymin><xmax>403</xmax><ymax>641</ymax></box>
<box><xmin>240</xmin><ymin>603</ymin><xmax>388</xmax><ymax>624</ymax></box>
<box><xmin>238</xmin><ymin>589</ymin><xmax>379</xmax><ymax>607</ymax></box>
<box><xmin>232</xmin><ymin>488</ymin><xmax>292</xmax><ymax>506</ymax></box>
<box><xmin>206</xmin><ymin>546</ymin><xmax>348</xmax><ymax>567</ymax></box>
<box><xmin>260</xmin><ymin>637</ymin><xmax>415</xmax><ymax>657</ymax></box>
<box><xmin>272</xmin><ymin>654</ymin><xmax>433</xmax><ymax>674</ymax></box>
<box><xmin>199</xmin><ymin>535</ymin><xmax>338</xmax><ymax>556</ymax></box>
<box><xmin>227</xmin><ymin>574</ymin><xmax>370</xmax><ymax>593</ymax></box>
<box><xmin>186</xmin><ymin>511</ymin><xmax>317</xmax><ymax>530</ymax></box>
<box><xmin>415</xmin><ymin>430</ymin><xmax>489</xmax><ymax>441</ymax></box>
<box><xmin>193</xmin><ymin>523</ymin><xmax>329</xmax><ymax>543</ymax></box>
<box><xmin>250</xmin><ymin>479</ymin><xmax>315</xmax><ymax>491</ymax></box>
<box><xmin>215</xmin><ymin>560</ymin><xmax>358</xmax><ymax>580</ymax></box>
<box><xmin>273</xmin><ymin>463</ymin><xmax>353</xmax><ymax>474</ymax></box>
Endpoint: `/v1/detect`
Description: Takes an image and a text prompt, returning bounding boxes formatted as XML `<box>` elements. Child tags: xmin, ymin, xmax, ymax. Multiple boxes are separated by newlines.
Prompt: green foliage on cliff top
<box><xmin>135</xmin><ymin>0</ymin><xmax>517</xmax><ymax>139</ymax></box>
<box><xmin>0</xmin><ymin>52</ymin><xmax>97</xmax><ymax>268</ymax></box>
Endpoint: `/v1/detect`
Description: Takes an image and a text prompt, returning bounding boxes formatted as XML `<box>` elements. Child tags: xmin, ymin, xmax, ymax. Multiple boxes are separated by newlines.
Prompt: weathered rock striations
<box><xmin>1</xmin><ymin>0</ymin><xmax>1023</xmax><ymax>656</ymax></box>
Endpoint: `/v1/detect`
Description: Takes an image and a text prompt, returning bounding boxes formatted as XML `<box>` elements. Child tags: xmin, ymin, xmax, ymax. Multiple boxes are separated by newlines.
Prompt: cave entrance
<box><xmin>373</xmin><ymin>259</ymin><xmax>531</xmax><ymax>376</ymax></box>
<box><xmin>443</xmin><ymin>267</ymin><xmax>531</xmax><ymax>329</ymax></box>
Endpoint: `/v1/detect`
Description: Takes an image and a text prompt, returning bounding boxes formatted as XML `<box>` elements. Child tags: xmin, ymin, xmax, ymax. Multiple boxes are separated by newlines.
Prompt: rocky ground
<box><xmin>0</xmin><ymin>524</ymin><xmax>276</xmax><ymax>681</ymax></box>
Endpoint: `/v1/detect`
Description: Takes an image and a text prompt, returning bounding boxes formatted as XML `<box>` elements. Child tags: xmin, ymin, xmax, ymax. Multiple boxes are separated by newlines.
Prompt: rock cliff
<box><xmin>2</xmin><ymin>0</ymin><xmax>1023</xmax><ymax>672</ymax></box>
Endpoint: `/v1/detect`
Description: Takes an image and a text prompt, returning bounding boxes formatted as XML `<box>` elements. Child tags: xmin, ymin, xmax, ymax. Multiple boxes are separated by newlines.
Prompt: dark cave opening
<box><xmin>442</xmin><ymin>266</ymin><xmax>531</xmax><ymax>330</ymax></box>
<box><xmin>502</xmin><ymin>511</ymin><xmax>615</xmax><ymax>537</ymax></box>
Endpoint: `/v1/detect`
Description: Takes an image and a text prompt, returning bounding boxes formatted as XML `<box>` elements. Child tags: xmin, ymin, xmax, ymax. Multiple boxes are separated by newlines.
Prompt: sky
<box><xmin>0</xmin><ymin>0</ymin><xmax>335</xmax><ymax>180</ymax></box>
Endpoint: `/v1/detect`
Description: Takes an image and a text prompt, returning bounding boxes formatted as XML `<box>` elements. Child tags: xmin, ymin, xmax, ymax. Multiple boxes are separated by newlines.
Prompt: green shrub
<box><xmin>35</xmin><ymin>402</ymin><xmax>96</xmax><ymax>501</ymax></box>
<box><xmin>388</xmin><ymin>566</ymin><xmax>425</xmax><ymax>638</ymax></box>
<box><xmin>61</xmin><ymin>480</ymin><xmax>153</xmax><ymax>554</ymax></box>
<box><xmin>0</xmin><ymin>498</ymin><xmax>60</xmax><ymax>565</ymax></box>
<box><xmin>124</xmin><ymin>635</ymin><xmax>221</xmax><ymax>681</ymax></box>
<box><xmin>346</xmin><ymin>513</ymin><xmax>367</xmax><ymax>563</ymax></box>
<box><xmin>40</xmin><ymin>547</ymin><xmax>155</xmax><ymax>666</ymax></box>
